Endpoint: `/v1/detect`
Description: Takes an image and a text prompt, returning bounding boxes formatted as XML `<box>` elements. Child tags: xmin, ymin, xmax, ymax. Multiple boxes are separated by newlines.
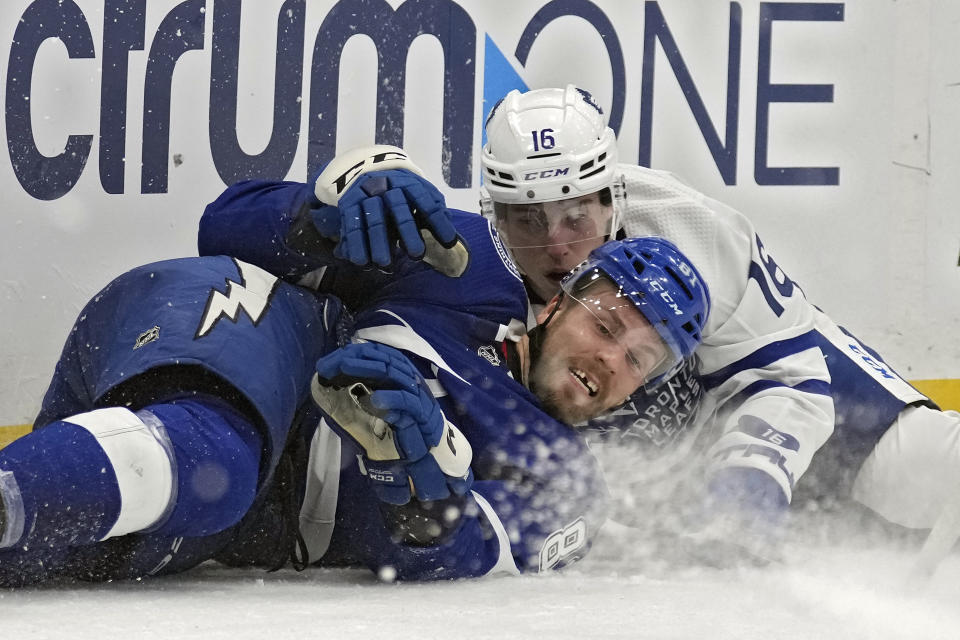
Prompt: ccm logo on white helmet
<box><xmin>522</xmin><ymin>168</ymin><xmax>570</xmax><ymax>181</ymax></box>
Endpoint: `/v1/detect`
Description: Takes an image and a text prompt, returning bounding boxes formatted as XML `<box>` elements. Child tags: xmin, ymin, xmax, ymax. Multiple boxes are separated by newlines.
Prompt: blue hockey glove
<box><xmin>310</xmin><ymin>145</ymin><xmax>459</xmax><ymax>268</ymax></box>
<box><xmin>311</xmin><ymin>342</ymin><xmax>473</xmax><ymax>504</ymax></box>
<box><xmin>670</xmin><ymin>468</ymin><xmax>788</xmax><ymax>568</ymax></box>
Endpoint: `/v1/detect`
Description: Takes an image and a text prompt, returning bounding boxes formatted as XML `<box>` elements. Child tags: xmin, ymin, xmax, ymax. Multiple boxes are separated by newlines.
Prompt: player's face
<box><xmin>498</xmin><ymin>193</ymin><xmax>613</xmax><ymax>301</ymax></box>
<box><xmin>528</xmin><ymin>279</ymin><xmax>670</xmax><ymax>425</ymax></box>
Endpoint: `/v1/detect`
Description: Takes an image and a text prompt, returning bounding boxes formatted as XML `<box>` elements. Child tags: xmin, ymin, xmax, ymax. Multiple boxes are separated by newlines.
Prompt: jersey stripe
<box><xmin>473</xmin><ymin>490</ymin><xmax>521</xmax><ymax>576</ymax></box>
<box><xmin>726</xmin><ymin>378</ymin><xmax>831</xmax><ymax>408</ymax></box>
<box><xmin>700</xmin><ymin>331</ymin><xmax>820</xmax><ymax>390</ymax></box>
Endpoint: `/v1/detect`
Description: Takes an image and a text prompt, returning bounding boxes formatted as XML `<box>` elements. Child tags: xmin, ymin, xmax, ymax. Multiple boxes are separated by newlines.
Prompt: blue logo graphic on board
<box><xmin>482</xmin><ymin>34</ymin><xmax>529</xmax><ymax>149</ymax></box>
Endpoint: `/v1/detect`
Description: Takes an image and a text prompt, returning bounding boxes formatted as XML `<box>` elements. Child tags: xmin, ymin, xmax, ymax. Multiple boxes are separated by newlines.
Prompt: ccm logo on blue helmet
<box><xmin>652</xmin><ymin>259</ymin><xmax>702</xmax><ymax>315</ymax></box>
<box><xmin>649</xmin><ymin>281</ymin><xmax>684</xmax><ymax>316</ymax></box>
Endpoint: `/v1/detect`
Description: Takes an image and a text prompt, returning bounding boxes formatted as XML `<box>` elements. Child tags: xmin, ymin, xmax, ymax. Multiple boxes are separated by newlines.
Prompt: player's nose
<box><xmin>543</xmin><ymin>239</ymin><xmax>570</xmax><ymax>259</ymax></box>
<box><xmin>594</xmin><ymin>344</ymin><xmax>620</xmax><ymax>375</ymax></box>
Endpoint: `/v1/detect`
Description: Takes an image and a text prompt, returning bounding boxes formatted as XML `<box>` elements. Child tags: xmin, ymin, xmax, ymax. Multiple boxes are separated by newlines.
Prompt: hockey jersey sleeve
<box><xmin>618</xmin><ymin>165</ymin><xmax>834</xmax><ymax>509</ymax></box>
<box><xmin>198</xmin><ymin>178</ymin><xmax>528</xmax><ymax>322</ymax></box>
<box><xmin>199</xmin><ymin>179</ymin><xmax>328</xmax><ymax>279</ymax></box>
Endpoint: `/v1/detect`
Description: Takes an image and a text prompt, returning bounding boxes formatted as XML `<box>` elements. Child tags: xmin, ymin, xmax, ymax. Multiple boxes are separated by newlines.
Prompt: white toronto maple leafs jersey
<box><xmin>590</xmin><ymin>164</ymin><xmax>926</xmax><ymax>520</ymax></box>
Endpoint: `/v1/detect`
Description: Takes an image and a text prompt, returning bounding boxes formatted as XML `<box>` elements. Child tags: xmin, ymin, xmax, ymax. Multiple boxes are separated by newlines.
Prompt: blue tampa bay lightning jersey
<box><xmin>200</xmin><ymin>180</ymin><xmax>609</xmax><ymax>578</ymax></box>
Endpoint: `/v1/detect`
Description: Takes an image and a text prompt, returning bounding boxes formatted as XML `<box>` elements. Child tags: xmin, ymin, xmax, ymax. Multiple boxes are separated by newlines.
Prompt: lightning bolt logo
<box><xmin>195</xmin><ymin>259</ymin><xmax>279</xmax><ymax>338</ymax></box>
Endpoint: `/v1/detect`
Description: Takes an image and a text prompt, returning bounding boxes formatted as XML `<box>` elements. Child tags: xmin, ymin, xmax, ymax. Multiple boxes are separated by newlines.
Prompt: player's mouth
<box><xmin>570</xmin><ymin>367</ymin><xmax>598</xmax><ymax>397</ymax></box>
<box><xmin>546</xmin><ymin>270</ymin><xmax>569</xmax><ymax>284</ymax></box>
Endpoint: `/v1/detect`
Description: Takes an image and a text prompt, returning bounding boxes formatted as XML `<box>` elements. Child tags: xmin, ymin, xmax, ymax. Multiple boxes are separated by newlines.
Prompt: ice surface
<box><xmin>4</xmin><ymin>523</ymin><xmax>958</xmax><ymax>640</ymax></box>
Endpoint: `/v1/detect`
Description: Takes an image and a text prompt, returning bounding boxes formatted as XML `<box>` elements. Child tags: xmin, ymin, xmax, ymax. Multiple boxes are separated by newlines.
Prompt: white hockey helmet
<box><xmin>480</xmin><ymin>85</ymin><xmax>624</xmax><ymax>236</ymax></box>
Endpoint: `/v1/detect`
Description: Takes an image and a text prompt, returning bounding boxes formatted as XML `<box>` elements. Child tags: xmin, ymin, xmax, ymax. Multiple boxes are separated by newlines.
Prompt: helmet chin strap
<box><xmin>526</xmin><ymin>292</ymin><xmax>565</xmax><ymax>369</ymax></box>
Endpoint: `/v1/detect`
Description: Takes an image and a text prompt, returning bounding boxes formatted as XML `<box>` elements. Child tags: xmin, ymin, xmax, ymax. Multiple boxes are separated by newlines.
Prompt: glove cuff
<box><xmin>313</xmin><ymin>145</ymin><xmax>423</xmax><ymax>205</ymax></box>
<box><xmin>706</xmin><ymin>467</ymin><xmax>789</xmax><ymax>525</ymax></box>
<box><xmin>285</xmin><ymin>199</ymin><xmax>337</xmax><ymax>258</ymax></box>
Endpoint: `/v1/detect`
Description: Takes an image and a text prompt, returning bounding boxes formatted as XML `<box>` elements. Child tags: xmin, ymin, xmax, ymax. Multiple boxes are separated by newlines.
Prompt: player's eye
<box><xmin>595</xmin><ymin>322</ymin><xmax>613</xmax><ymax>337</ymax></box>
<box><xmin>517</xmin><ymin>210</ymin><xmax>547</xmax><ymax>230</ymax></box>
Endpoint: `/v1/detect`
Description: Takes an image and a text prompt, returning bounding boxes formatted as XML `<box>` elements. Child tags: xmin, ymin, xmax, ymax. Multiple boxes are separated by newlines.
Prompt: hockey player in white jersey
<box><xmin>480</xmin><ymin>85</ymin><xmax>960</xmax><ymax>562</ymax></box>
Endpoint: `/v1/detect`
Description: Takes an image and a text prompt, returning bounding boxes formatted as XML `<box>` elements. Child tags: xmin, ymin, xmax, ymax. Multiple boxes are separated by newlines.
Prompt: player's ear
<box><xmin>536</xmin><ymin>294</ymin><xmax>562</xmax><ymax>325</ymax></box>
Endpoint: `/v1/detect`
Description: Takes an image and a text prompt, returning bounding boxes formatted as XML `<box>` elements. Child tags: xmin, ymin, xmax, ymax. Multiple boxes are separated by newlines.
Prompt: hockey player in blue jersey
<box><xmin>198</xmin><ymin>145</ymin><xmax>707</xmax><ymax>572</ymax></box>
<box><xmin>0</xmin><ymin>145</ymin><xmax>711</xmax><ymax>584</ymax></box>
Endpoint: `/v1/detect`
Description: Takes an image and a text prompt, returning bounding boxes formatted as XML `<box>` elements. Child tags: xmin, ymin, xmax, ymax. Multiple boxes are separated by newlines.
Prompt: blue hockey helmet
<box><xmin>560</xmin><ymin>236</ymin><xmax>710</xmax><ymax>387</ymax></box>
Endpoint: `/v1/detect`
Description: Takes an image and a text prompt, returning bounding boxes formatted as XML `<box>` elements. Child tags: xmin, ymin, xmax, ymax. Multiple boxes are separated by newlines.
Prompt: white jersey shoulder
<box><xmin>617</xmin><ymin>164</ymin><xmax>833</xmax><ymax>503</ymax></box>
<box><xmin>618</xmin><ymin>163</ymin><xmax>815</xmax><ymax>372</ymax></box>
